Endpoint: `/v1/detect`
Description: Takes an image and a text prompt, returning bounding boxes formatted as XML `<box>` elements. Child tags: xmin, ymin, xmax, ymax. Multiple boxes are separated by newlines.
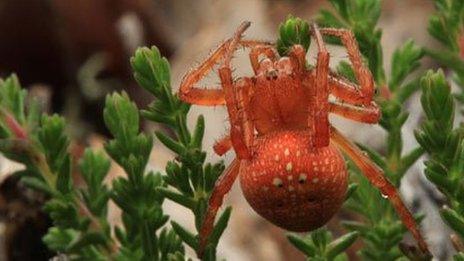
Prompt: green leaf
<box><xmin>131</xmin><ymin>46</ymin><xmax>171</xmax><ymax>97</ymax></box>
<box><xmin>276</xmin><ymin>16</ymin><xmax>311</xmax><ymax>56</ymax></box>
<box><xmin>427</xmin><ymin>0</ymin><xmax>464</xmax><ymax>51</ymax></box>
<box><xmin>0</xmin><ymin>74</ymin><xmax>27</xmax><ymax>124</ymax></box>
<box><xmin>454</xmin><ymin>252</ymin><xmax>464</xmax><ymax>261</ymax></box>
<box><xmin>287</xmin><ymin>233</ymin><xmax>315</xmax><ymax>257</ymax></box>
<box><xmin>191</xmin><ymin>115</ymin><xmax>205</xmax><ymax>148</ymax></box>
<box><xmin>171</xmin><ymin>221</ymin><xmax>198</xmax><ymax>250</ymax></box>
<box><xmin>67</xmin><ymin>232</ymin><xmax>108</xmax><ymax>252</ymax></box>
<box><xmin>103</xmin><ymin>92</ymin><xmax>140</xmax><ymax>144</ymax></box>
<box><xmin>345</xmin><ymin>183</ymin><xmax>358</xmax><ymax>200</ymax></box>
<box><xmin>208</xmin><ymin>207</ymin><xmax>232</xmax><ymax>248</ymax></box>
<box><xmin>80</xmin><ymin>149</ymin><xmax>111</xmax><ymax>189</ymax></box>
<box><xmin>21</xmin><ymin>176</ymin><xmax>53</xmax><ymax>195</ymax></box>
<box><xmin>157</xmin><ymin>187</ymin><xmax>195</xmax><ymax>209</ymax></box>
<box><xmin>43</xmin><ymin>227</ymin><xmax>78</xmax><ymax>252</ymax></box>
<box><xmin>336</xmin><ymin>61</ymin><xmax>357</xmax><ymax>83</ymax></box>
<box><xmin>155</xmin><ymin>131</ymin><xmax>185</xmax><ymax>155</ymax></box>
<box><xmin>326</xmin><ymin>231</ymin><xmax>359</xmax><ymax>260</ymax></box>
<box><xmin>441</xmin><ymin>206</ymin><xmax>464</xmax><ymax>238</ymax></box>
<box><xmin>398</xmin><ymin>147</ymin><xmax>425</xmax><ymax>176</ymax></box>
<box><xmin>55</xmin><ymin>154</ymin><xmax>72</xmax><ymax>194</ymax></box>
<box><xmin>38</xmin><ymin>114</ymin><xmax>70</xmax><ymax>174</ymax></box>
<box><xmin>389</xmin><ymin>40</ymin><xmax>424</xmax><ymax>91</ymax></box>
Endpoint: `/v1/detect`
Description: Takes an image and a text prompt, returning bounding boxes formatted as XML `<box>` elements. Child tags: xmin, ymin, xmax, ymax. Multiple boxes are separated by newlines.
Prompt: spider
<box><xmin>179</xmin><ymin>21</ymin><xmax>430</xmax><ymax>256</ymax></box>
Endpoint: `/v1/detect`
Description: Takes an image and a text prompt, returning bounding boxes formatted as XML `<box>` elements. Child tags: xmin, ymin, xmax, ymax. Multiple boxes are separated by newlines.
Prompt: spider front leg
<box><xmin>320</xmin><ymin>27</ymin><xmax>375</xmax><ymax>105</ymax></box>
<box><xmin>315</xmin><ymin>26</ymin><xmax>381</xmax><ymax>123</ymax></box>
<box><xmin>179</xmin><ymin>21</ymin><xmax>250</xmax><ymax>106</ymax></box>
<box><xmin>198</xmin><ymin>78</ymin><xmax>254</xmax><ymax>256</ymax></box>
<box><xmin>199</xmin><ymin>38</ymin><xmax>256</xmax><ymax>256</ymax></box>
<box><xmin>311</xmin><ymin>23</ymin><xmax>330</xmax><ymax>148</ymax></box>
<box><xmin>178</xmin><ymin>21</ymin><xmax>272</xmax><ymax>106</ymax></box>
<box><xmin>329</xmin><ymin>97</ymin><xmax>381</xmax><ymax>123</ymax></box>
<box><xmin>330</xmin><ymin>126</ymin><xmax>431</xmax><ymax>255</ymax></box>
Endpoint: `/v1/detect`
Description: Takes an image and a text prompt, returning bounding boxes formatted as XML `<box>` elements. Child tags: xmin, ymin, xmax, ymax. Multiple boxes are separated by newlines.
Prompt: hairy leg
<box><xmin>288</xmin><ymin>45</ymin><xmax>307</xmax><ymax>73</ymax></box>
<box><xmin>198</xmin><ymin>27</ymin><xmax>257</xmax><ymax>257</ymax></box>
<box><xmin>319</xmin><ymin>27</ymin><xmax>375</xmax><ymax>105</ymax></box>
<box><xmin>329</xmin><ymin>100</ymin><xmax>381</xmax><ymax>123</ymax></box>
<box><xmin>219</xmin><ymin>68</ymin><xmax>253</xmax><ymax>159</ymax></box>
<box><xmin>330</xmin><ymin>126</ymin><xmax>430</xmax><ymax>255</ymax></box>
<box><xmin>249</xmin><ymin>45</ymin><xmax>277</xmax><ymax>74</ymax></box>
<box><xmin>213</xmin><ymin>77</ymin><xmax>254</xmax><ymax>155</ymax></box>
<box><xmin>179</xmin><ymin>22</ymin><xmax>272</xmax><ymax>106</ymax></box>
<box><xmin>179</xmin><ymin>21</ymin><xmax>250</xmax><ymax>105</ymax></box>
<box><xmin>213</xmin><ymin>136</ymin><xmax>232</xmax><ymax>156</ymax></box>
<box><xmin>311</xmin><ymin>23</ymin><xmax>330</xmax><ymax>148</ymax></box>
<box><xmin>198</xmin><ymin>159</ymin><xmax>240</xmax><ymax>256</ymax></box>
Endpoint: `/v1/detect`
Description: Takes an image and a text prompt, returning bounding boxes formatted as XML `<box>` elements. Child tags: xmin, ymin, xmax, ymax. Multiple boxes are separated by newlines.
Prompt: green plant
<box><xmin>314</xmin><ymin>1</ymin><xmax>427</xmax><ymax>259</ymax></box>
<box><xmin>426</xmin><ymin>0</ymin><xmax>464</xmax><ymax>103</ymax></box>
<box><xmin>0</xmin><ymin>76</ymin><xmax>186</xmax><ymax>260</ymax></box>
<box><xmin>418</xmin><ymin>1</ymin><xmax>464</xmax><ymax>258</ymax></box>
<box><xmin>288</xmin><ymin>229</ymin><xmax>359</xmax><ymax>261</ymax></box>
<box><xmin>1</xmin><ymin>2</ymin><xmax>461</xmax><ymax>260</ymax></box>
<box><xmin>130</xmin><ymin>46</ymin><xmax>229</xmax><ymax>260</ymax></box>
<box><xmin>415</xmin><ymin>70</ymin><xmax>464</xmax><ymax>258</ymax></box>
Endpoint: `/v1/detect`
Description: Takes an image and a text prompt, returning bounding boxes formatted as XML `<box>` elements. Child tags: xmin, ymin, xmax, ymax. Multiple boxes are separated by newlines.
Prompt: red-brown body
<box><xmin>248</xmin><ymin>57</ymin><xmax>315</xmax><ymax>133</ymax></box>
<box><xmin>240</xmin><ymin>130</ymin><xmax>347</xmax><ymax>231</ymax></box>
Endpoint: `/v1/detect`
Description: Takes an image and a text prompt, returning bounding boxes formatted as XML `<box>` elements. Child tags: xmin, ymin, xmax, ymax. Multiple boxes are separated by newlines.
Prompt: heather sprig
<box><xmin>426</xmin><ymin>0</ymin><xmax>464</xmax><ymax>102</ymax></box>
<box><xmin>131</xmin><ymin>46</ymin><xmax>229</xmax><ymax>260</ymax></box>
<box><xmin>315</xmin><ymin>1</ymin><xmax>426</xmax><ymax>259</ymax></box>
<box><xmin>415</xmin><ymin>70</ymin><xmax>464</xmax><ymax>258</ymax></box>
<box><xmin>0</xmin><ymin>76</ymin><xmax>185</xmax><ymax>260</ymax></box>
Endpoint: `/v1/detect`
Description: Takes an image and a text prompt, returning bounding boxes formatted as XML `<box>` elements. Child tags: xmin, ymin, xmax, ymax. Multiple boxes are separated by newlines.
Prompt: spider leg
<box><xmin>179</xmin><ymin>22</ymin><xmax>272</xmax><ymax>106</ymax></box>
<box><xmin>198</xmin><ymin>32</ymin><xmax>256</xmax><ymax>256</ymax></box>
<box><xmin>329</xmin><ymin>99</ymin><xmax>381</xmax><ymax>123</ymax></box>
<box><xmin>213</xmin><ymin>77</ymin><xmax>254</xmax><ymax>157</ymax></box>
<box><xmin>179</xmin><ymin>21</ymin><xmax>251</xmax><ymax>106</ymax></box>
<box><xmin>330</xmin><ymin>126</ymin><xmax>431</xmax><ymax>255</ymax></box>
<box><xmin>249</xmin><ymin>45</ymin><xmax>277</xmax><ymax>74</ymax></box>
<box><xmin>319</xmin><ymin>27</ymin><xmax>375</xmax><ymax>105</ymax></box>
<box><xmin>328</xmin><ymin>74</ymin><xmax>372</xmax><ymax>105</ymax></box>
<box><xmin>288</xmin><ymin>45</ymin><xmax>307</xmax><ymax>73</ymax></box>
<box><xmin>198</xmin><ymin>159</ymin><xmax>240</xmax><ymax>256</ymax></box>
<box><xmin>213</xmin><ymin>135</ymin><xmax>232</xmax><ymax>156</ymax></box>
<box><xmin>311</xmin><ymin>23</ymin><xmax>330</xmax><ymax>148</ymax></box>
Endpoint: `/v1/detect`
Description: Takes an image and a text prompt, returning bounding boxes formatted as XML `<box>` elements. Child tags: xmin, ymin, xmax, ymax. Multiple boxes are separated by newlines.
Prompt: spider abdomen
<box><xmin>239</xmin><ymin>130</ymin><xmax>348</xmax><ymax>231</ymax></box>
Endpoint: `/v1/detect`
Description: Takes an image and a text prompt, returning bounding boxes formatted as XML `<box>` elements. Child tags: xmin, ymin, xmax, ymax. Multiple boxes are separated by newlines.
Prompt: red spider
<box><xmin>179</xmin><ymin>21</ymin><xmax>430</xmax><ymax>256</ymax></box>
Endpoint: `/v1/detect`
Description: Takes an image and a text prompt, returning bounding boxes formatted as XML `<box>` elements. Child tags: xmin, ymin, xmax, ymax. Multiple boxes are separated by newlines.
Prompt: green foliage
<box><xmin>79</xmin><ymin>149</ymin><xmax>111</xmax><ymax>217</ymax></box>
<box><xmin>0</xmin><ymin>74</ymin><xmax>185</xmax><ymax>259</ymax></box>
<box><xmin>0</xmin><ymin>75</ymin><xmax>114</xmax><ymax>259</ymax></box>
<box><xmin>317</xmin><ymin>0</ymin><xmax>385</xmax><ymax>84</ymax></box>
<box><xmin>288</xmin><ymin>229</ymin><xmax>359</xmax><ymax>261</ymax></box>
<box><xmin>415</xmin><ymin>70</ymin><xmax>464</xmax><ymax>257</ymax></box>
<box><xmin>314</xmin><ymin>1</ymin><xmax>426</xmax><ymax>259</ymax></box>
<box><xmin>131</xmin><ymin>46</ymin><xmax>229</xmax><ymax>260</ymax></box>
<box><xmin>426</xmin><ymin>0</ymin><xmax>464</xmax><ymax>101</ymax></box>
<box><xmin>104</xmin><ymin>92</ymin><xmax>184</xmax><ymax>260</ymax></box>
<box><xmin>4</xmin><ymin>4</ymin><xmax>464</xmax><ymax>260</ymax></box>
<box><xmin>276</xmin><ymin>15</ymin><xmax>311</xmax><ymax>56</ymax></box>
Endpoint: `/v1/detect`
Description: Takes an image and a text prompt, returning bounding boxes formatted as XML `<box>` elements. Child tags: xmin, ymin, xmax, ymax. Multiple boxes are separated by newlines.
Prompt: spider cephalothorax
<box><xmin>178</xmin><ymin>21</ymin><xmax>430</xmax><ymax>256</ymax></box>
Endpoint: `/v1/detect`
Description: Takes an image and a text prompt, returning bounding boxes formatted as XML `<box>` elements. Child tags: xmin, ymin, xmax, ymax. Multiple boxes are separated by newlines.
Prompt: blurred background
<box><xmin>0</xmin><ymin>0</ymin><xmax>450</xmax><ymax>260</ymax></box>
